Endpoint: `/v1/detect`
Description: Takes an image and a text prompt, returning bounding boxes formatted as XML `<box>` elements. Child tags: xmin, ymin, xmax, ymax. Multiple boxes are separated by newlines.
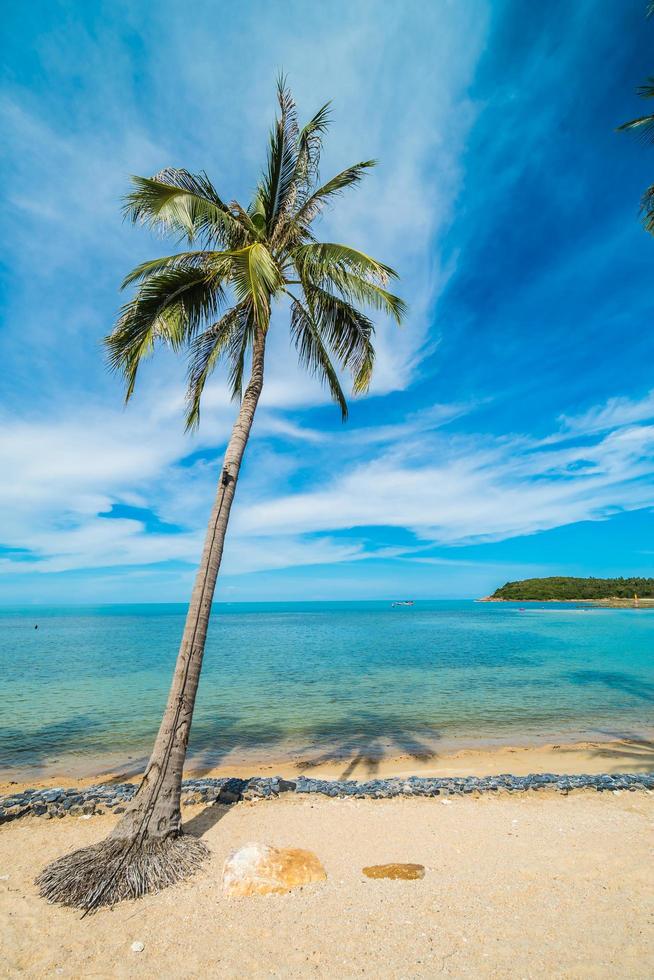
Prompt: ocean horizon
<box><xmin>2</xmin><ymin>599</ymin><xmax>653</xmax><ymax>781</ymax></box>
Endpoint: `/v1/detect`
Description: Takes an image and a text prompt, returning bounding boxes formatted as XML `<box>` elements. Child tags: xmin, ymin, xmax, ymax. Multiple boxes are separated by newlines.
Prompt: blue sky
<box><xmin>2</xmin><ymin>0</ymin><xmax>654</xmax><ymax>603</ymax></box>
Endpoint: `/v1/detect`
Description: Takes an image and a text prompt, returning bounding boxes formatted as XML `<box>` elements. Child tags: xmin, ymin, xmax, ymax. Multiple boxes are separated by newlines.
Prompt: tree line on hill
<box><xmin>490</xmin><ymin>577</ymin><xmax>654</xmax><ymax>600</ymax></box>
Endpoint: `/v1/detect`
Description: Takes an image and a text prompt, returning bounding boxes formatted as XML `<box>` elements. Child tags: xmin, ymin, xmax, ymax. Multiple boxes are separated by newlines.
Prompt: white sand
<box><xmin>2</xmin><ymin>791</ymin><xmax>653</xmax><ymax>978</ymax></box>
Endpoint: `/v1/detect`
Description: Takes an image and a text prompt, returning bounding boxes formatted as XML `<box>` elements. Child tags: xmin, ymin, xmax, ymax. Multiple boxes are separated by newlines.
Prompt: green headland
<box><xmin>482</xmin><ymin>576</ymin><xmax>654</xmax><ymax>605</ymax></box>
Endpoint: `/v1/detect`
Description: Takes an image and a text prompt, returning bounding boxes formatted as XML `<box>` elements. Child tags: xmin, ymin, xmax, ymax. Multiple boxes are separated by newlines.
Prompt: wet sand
<box><xmin>3</xmin><ymin>735</ymin><xmax>653</xmax><ymax>796</ymax></box>
<box><xmin>1</xmin><ymin>792</ymin><xmax>653</xmax><ymax>978</ymax></box>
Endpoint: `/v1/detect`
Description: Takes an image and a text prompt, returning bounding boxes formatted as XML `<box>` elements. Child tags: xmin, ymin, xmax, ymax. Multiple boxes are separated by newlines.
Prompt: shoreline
<box><xmin>3</xmin><ymin>734</ymin><xmax>653</xmax><ymax>795</ymax></box>
<box><xmin>478</xmin><ymin>596</ymin><xmax>654</xmax><ymax>607</ymax></box>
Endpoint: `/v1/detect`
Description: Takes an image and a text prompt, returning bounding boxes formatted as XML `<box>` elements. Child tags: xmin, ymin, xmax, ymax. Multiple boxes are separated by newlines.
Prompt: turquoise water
<box><xmin>1</xmin><ymin>600</ymin><xmax>653</xmax><ymax>778</ymax></box>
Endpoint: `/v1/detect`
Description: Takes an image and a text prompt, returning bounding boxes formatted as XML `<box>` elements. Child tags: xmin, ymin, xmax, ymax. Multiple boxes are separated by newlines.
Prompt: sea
<box><xmin>1</xmin><ymin>600</ymin><xmax>653</xmax><ymax>780</ymax></box>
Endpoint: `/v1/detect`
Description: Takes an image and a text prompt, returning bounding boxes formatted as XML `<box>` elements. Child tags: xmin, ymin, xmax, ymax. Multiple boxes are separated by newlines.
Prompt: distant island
<box><xmin>480</xmin><ymin>576</ymin><xmax>654</xmax><ymax>604</ymax></box>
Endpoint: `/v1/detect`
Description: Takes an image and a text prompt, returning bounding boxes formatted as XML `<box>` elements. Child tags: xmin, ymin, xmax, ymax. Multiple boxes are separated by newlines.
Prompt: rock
<box><xmin>2</xmin><ymin>770</ymin><xmax>653</xmax><ymax>826</ymax></box>
<box><xmin>131</xmin><ymin>941</ymin><xmax>145</xmax><ymax>953</ymax></box>
<box><xmin>362</xmin><ymin>863</ymin><xmax>425</xmax><ymax>880</ymax></box>
<box><xmin>277</xmin><ymin>778</ymin><xmax>297</xmax><ymax>793</ymax></box>
<box><xmin>222</xmin><ymin>843</ymin><xmax>327</xmax><ymax>896</ymax></box>
<box><xmin>218</xmin><ymin>789</ymin><xmax>240</xmax><ymax>804</ymax></box>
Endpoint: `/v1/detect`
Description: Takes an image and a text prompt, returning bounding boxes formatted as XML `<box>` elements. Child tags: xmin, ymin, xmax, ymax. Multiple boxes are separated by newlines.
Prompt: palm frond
<box><xmin>617</xmin><ymin>113</ymin><xmax>654</xmax><ymax>142</ymax></box>
<box><xmin>260</xmin><ymin>77</ymin><xmax>299</xmax><ymax>231</ymax></box>
<box><xmin>284</xmin><ymin>162</ymin><xmax>376</xmax><ymax>244</ymax></box>
<box><xmin>617</xmin><ymin>79</ymin><xmax>654</xmax><ymax>143</ymax></box>
<box><xmin>121</xmin><ymin>251</ymin><xmax>217</xmax><ymax>289</ymax></box>
<box><xmin>106</xmin><ymin>267</ymin><xmax>224</xmax><ymax>399</ymax></box>
<box><xmin>289</xmin><ymin>296</ymin><xmax>348</xmax><ymax>419</ymax></box>
<box><xmin>304</xmin><ymin>284</ymin><xmax>375</xmax><ymax>393</ymax></box>
<box><xmin>229</xmin><ymin>243</ymin><xmax>282</xmax><ymax>326</ymax></box>
<box><xmin>185</xmin><ymin>303</ymin><xmax>249</xmax><ymax>428</ymax></box>
<box><xmin>123</xmin><ymin>170</ymin><xmax>247</xmax><ymax>245</ymax></box>
<box><xmin>641</xmin><ymin>182</ymin><xmax>654</xmax><ymax>233</ymax></box>
<box><xmin>294</xmin><ymin>102</ymin><xmax>331</xmax><ymax>188</ymax></box>
<box><xmin>320</xmin><ymin>268</ymin><xmax>406</xmax><ymax>323</ymax></box>
<box><xmin>294</xmin><ymin>242</ymin><xmax>398</xmax><ymax>285</ymax></box>
<box><xmin>225</xmin><ymin>303</ymin><xmax>257</xmax><ymax>401</ymax></box>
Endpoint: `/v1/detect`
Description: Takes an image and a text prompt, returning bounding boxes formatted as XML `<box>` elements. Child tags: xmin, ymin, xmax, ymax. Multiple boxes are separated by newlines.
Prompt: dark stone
<box><xmin>218</xmin><ymin>790</ymin><xmax>240</xmax><ymax>804</ymax></box>
<box><xmin>278</xmin><ymin>778</ymin><xmax>296</xmax><ymax>793</ymax></box>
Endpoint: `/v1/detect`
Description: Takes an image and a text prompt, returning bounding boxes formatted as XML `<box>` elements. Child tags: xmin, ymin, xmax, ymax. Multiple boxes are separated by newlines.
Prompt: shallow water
<box><xmin>1</xmin><ymin>600</ymin><xmax>653</xmax><ymax>778</ymax></box>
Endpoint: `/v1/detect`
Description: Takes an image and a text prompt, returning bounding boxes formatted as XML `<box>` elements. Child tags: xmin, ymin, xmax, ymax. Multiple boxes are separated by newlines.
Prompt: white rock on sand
<box><xmin>222</xmin><ymin>841</ymin><xmax>327</xmax><ymax>896</ymax></box>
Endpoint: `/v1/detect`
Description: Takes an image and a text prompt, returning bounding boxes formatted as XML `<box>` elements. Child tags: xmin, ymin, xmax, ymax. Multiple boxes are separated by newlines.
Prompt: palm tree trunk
<box><xmin>37</xmin><ymin>328</ymin><xmax>266</xmax><ymax>910</ymax></box>
<box><xmin>112</xmin><ymin>327</ymin><xmax>266</xmax><ymax>844</ymax></box>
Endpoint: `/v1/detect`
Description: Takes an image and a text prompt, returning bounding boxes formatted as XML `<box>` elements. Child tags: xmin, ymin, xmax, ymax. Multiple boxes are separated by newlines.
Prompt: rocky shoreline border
<box><xmin>1</xmin><ymin>771</ymin><xmax>653</xmax><ymax>823</ymax></box>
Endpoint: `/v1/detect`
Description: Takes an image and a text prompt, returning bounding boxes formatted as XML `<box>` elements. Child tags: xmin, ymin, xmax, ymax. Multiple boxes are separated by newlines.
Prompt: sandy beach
<box><xmin>2</xmin><ymin>791</ymin><xmax>653</xmax><ymax>978</ymax></box>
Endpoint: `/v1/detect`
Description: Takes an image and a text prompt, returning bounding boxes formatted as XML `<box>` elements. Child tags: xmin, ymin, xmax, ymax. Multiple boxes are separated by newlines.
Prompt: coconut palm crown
<box><xmin>108</xmin><ymin>79</ymin><xmax>404</xmax><ymax>423</ymax></box>
<box><xmin>36</xmin><ymin>79</ymin><xmax>405</xmax><ymax>914</ymax></box>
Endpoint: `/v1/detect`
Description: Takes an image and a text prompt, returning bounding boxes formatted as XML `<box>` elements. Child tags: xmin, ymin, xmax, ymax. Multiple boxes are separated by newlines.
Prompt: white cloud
<box><xmin>234</xmin><ymin>410</ymin><xmax>654</xmax><ymax>546</ymax></box>
<box><xmin>1</xmin><ymin>387</ymin><xmax>653</xmax><ymax>584</ymax></box>
<box><xmin>558</xmin><ymin>389</ymin><xmax>654</xmax><ymax>437</ymax></box>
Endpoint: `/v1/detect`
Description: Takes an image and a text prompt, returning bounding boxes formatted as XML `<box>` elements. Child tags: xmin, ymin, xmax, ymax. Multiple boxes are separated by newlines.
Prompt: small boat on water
<box><xmin>391</xmin><ymin>600</ymin><xmax>415</xmax><ymax>607</ymax></box>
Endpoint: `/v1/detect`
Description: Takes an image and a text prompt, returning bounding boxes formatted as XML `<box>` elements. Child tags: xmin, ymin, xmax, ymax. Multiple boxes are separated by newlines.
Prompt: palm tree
<box><xmin>618</xmin><ymin>78</ymin><xmax>654</xmax><ymax>232</ymax></box>
<box><xmin>37</xmin><ymin>78</ymin><xmax>405</xmax><ymax>912</ymax></box>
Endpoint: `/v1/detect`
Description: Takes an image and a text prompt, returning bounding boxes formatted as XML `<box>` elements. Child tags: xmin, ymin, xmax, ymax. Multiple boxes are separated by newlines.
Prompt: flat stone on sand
<box><xmin>222</xmin><ymin>842</ymin><xmax>327</xmax><ymax>896</ymax></box>
<box><xmin>362</xmin><ymin>862</ymin><xmax>425</xmax><ymax>880</ymax></box>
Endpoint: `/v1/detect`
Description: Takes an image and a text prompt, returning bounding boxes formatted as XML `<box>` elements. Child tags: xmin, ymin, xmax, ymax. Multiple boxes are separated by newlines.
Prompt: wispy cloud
<box><xmin>559</xmin><ymin>390</ymin><xmax>654</xmax><ymax>437</ymax></box>
<box><xmin>1</xmin><ymin>386</ymin><xmax>652</xmax><ymax>585</ymax></box>
<box><xmin>235</xmin><ymin>399</ymin><xmax>654</xmax><ymax>545</ymax></box>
